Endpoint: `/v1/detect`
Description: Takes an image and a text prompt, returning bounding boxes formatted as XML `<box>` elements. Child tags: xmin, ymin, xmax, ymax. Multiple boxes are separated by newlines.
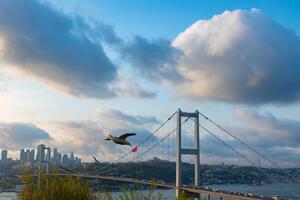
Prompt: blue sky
<box><xmin>47</xmin><ymin>0</ymin><xmax>300</xmax><ymax>39</ymax></box>
<box><xmin>1</xmin><ymin>0</ymin><xmax>300</xmax><ymax>167</ymax></box>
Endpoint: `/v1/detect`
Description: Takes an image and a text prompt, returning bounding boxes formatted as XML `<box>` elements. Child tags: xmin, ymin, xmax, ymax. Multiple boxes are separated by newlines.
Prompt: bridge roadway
<box><xmin>55</xmin><ymin>173</ymin><xmax>274</xmax><ymax>200</ymax></box>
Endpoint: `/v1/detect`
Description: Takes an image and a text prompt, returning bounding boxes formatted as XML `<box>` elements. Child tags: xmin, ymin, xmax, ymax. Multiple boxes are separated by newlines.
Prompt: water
<box><xmin>1</xmin><ymin>184</ymin><xmax>300</xmax><ymax>200</ymax></box>
<box><xmin>211</xmin><ymin>183</ymin><xmax>300</xmax><ymax>199</ymax></box>
<box><xmin>0</xmin><ymin>193</ymin><xmax>17</xmax><ymax>200</ymax></box>
<box><xmin>127</xmin><ymin>184</ymin><xmax>300</xmax><ymax>199</ymax></box>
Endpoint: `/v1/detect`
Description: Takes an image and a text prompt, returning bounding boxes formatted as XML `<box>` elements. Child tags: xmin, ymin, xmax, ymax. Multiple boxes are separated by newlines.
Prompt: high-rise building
<box><xmin>58</xmin><ymin>153</ymin><xmax>62</xmax><ymax>163</ymax></box>
<box><xmin>36</xmin><ymin>144</ymin><xmax>46</xmax><ymax>162</ymax></box>
<box><xmin>46</xmin><ymin>147</ymin><xmax>51</xmax><ymax>161</ymax></box>
<box><xmin>20</xmin><ymin>149</ymin><xmax>26</xmax><ymax>162</ymax></box>
<box><xmin>1</xmin><ymin>150</ymin><xmax>7</xmax><ymax>161</ymax></box>
<box><xmin>53</xmin><ymin>148</ymin><xmax>61</xmax><ymax>163</ymax></box>
<box><xmin>25</xmin><ymin>149</ymin><xmax>31</xmax><ymax>161</ymax></box>
<box><xmin>74</xmin><ymin>157</ymin><xmax>81</xmax><ymax>165</ymax></box>
<box><xmin>62</xmin><ymin>154</ymin><xmax>69</xmax><ymax>165</ymax></box>
<box><xmin>53</xmin><ymin>148</ymin><xmax>58</xmax><ymax>158</ymax></box>
<box><xmin>29</xmin><ymin>150</ymin><xmax>35</xmax><ymax>162</ymax></box>
<box><xmin>53</xmin><ymin>148</ymin><xmax>57</xmax><ymax>161</ymax></box>
<box><xmin>70</xmin><ymin>152</ymin><xmax>74</xmax><ymax>164</ymax></box>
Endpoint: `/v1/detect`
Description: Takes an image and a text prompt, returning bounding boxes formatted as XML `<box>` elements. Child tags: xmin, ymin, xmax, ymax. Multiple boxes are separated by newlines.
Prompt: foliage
<box><xmin>98</xmin><ymin>189</ymin><xmax>167</xmax><ymax>200</ymax></box>
<box><xmin>18</xmin><ymin>170</ymin><xmax>195</xmax><ymax>200</ymax></box>
<box><xmin>98</xmin><ymin>189</ymin><xmax>196</xmax><ymax>200</ymax></box>
<box><xmin>19</xmin><ymin>170</ymin><xmax>96</xmax><ymax>200</ymax></box>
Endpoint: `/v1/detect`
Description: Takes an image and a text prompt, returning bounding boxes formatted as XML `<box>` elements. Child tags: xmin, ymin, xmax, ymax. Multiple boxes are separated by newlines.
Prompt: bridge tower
<box><xmin>176</xmin><ymin>109</ymin><xmax>200</xmax><ymax>198</ymax></box>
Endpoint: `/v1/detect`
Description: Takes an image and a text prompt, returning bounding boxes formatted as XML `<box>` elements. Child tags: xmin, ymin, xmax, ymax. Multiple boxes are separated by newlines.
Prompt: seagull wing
<box><xmin>118</xmin><ymin>133</ymin><xmax>136</xmax><ymax>140</ymax></box>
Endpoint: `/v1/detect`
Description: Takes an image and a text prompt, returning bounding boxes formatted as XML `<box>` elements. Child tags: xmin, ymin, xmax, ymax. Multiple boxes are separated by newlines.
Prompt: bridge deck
<box><xmin>56</xmin><ymin>173</ymin><xmax>273</xmax><ymax>200</ymax></box>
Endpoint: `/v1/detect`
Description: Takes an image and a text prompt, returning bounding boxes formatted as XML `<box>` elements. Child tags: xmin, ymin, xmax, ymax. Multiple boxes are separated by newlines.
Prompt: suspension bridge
<box><xmin>37</xmin><ymin>109</ymin><xmax>300</xmax><ymax>200</ymax></box>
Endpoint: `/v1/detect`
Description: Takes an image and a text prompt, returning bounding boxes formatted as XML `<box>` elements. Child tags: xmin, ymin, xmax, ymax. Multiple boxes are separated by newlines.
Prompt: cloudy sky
<box><xmin>1</xmin><ymin>0</ymin><xmax>300</xmax><ymax>167</ymax></box>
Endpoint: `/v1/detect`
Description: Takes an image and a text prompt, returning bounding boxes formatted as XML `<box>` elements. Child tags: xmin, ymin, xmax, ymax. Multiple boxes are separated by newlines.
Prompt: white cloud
<box><xmin>235</xmin><ymin>109</ymin><xmax>300</xmax><ymax>147</ymax></box>
<box><xmin>172</xmin><ymin>9</ymin><xmax>300</xmax><ymax>104</ymax></box>
<box><xmin>0</xmin><ymin>123</ymin><xmax>51</xmax><ymax>150</ymax></box>
<box><xmin>121</xmin><ymin>36</ymin><xmax>183</xmax><ymax>83</ymax></box>
<box><xmin>112</xmin><ymin>75</ymin><xmax>156</xmax><ymax>98</ymax></box>
<box><xmin>2</xmin><ymin>108</ymin><xmax>300</xmax><ymax>167</ymax></box>
<box><xmin>198</xmin><ymin>109</ymin><xmax>300</xmax><ymax>167</ymax></box>
<box><xmin>43</xmin><ymin>108</ymin><xmax>160</xmax><ymax>161</ymax></box>
<box><xmin>0</xmin><ymin>0</ymin><xmax>119</xmax><ymax>98</ymax></box>
<box><xmin>0</xmin><ymin>0</ymin><xmax>155</xmax><ymax>99</ymax></box>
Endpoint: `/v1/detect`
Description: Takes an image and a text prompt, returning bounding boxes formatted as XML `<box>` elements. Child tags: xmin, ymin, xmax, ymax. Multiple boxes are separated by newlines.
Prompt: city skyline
<box><xmin>0</xmin><ymin>0</ymin><xmax>300</xmax><ymax>167</ymax></box>
<box><xmin>1</xmin><ymin>145</ymin><xmax>81</xmax><ymax>165</ymax></box>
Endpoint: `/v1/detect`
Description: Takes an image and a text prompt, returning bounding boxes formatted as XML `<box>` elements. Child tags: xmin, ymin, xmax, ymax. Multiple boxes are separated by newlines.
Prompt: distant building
<box><xmin>1</xmin><ymin>150</ymin><xmax>7</xmax><ymax>161</ymax></box>
<box><xmin>36</xmin><ymin>144</ymin><xmax>46</xmax><ymax>162</ymax></box>
<box><xmin>58</xmin><ymin>153</ymin><xmax>62</xmax><ymax>163</ymax></box>
<box><xmin>25</xmin><ymin>149</ymin><xmax>30</xmax><ymax>161</ymax></box>
<box><xmin>29</xmin><ymin>149</ymin><xmax>35</xmax><ymax>162</ymax></box>
<box><xmin>53</xmin><ymin>148</ymin><xmax>58</xmax><ymax>158</ymax></box>
<box><xmin>70</xmin><ymin>152</ymin><xmax>74</xmax><ymax>164</ymax></box>
<box><xmin>62</xmin><ymin>154</ymin><xmax>69</xmax><ymax>165</ymax></box>
<box><xmin>20</xmin><ymin>149</ymin><xmax>26</xmax><ymax>162</ymax></box>
<box><xmin>75</xmin><ymin>157</ymin><xmax>81</xmax><ymax>165</ymax></box>
<box><xmin>46</xmin><ymin>147</ymin><xmax>51</xmax><ymax>161</ymax></box>
<box><xmin>53</xmin><ymin>148</ymin><xmax>61</xmax><ymax>163</ymax></box>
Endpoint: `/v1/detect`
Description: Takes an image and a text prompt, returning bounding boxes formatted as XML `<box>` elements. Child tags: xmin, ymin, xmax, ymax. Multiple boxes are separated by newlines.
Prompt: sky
<box><xmin>0</xmin><ymin>0</ymin><xmax>300</xmax><ymax>167</ymax></box>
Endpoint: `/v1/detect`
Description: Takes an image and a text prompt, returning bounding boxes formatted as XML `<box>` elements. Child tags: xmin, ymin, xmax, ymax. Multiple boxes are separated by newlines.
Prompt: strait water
<box><xmin>1</xmin><ymin>183</ymin><xmax>299</xmax><ymax>200</ymax></box>
<box><xmin>211</xmin><ymin>183</ymin><xmax>300</xmax><ymax>199</ymax></box>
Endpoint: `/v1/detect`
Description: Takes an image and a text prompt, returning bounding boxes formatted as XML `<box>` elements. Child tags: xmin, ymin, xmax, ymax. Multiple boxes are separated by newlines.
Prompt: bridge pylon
<box><xmin>176</xmin><ymin>109</ymin><xmax>200</xmax><ymax>198</ymax></box>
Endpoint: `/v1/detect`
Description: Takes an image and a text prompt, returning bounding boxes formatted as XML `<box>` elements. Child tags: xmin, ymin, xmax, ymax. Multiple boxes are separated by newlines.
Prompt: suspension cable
<box><xmin>198</xmin><ymin>111</ymin><xmax>300</xmax><ymax>183</ymax></box>
<box><xmin>55</xmin><ymin>163</ymin><xmax>80</xmax><ymax>174</ymax></box>
<box><xmin>94</xmin><ymin>117</ymin><xmax>190</xmax><ymax>176</ymax></box>
<box><xmin>86</xmin><ymin>110</ymin><xmax>178</xmax><ymax>175</ymax></box>
<box><xmin>137</xmin><ymin>110</ymin><xmax>178</xmax><ymax>148</ymax></box>
<box><xmin>198</xmin><ymin>122</ymin><xmax>300</xmax><ymax>199</ymax></box>
<box><xmin>112</xmin><ymin>110</ymin><xmax>177</xmax><ymax>163</ymax></box>
<box><xmin>133</xmin><ymin>117</ymin><xmax>190</xmax><ymax>161</ymax></box>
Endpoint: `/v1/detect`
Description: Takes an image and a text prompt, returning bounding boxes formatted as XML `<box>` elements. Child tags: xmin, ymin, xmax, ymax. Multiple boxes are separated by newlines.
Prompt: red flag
<box><xmin>132</xmin><ymin>146</ymin><xmax>138</xmax><ymax>152</ymax></box>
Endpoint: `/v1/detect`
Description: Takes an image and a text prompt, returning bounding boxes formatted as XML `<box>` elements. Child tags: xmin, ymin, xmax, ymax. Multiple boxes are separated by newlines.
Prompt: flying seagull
<box><xmin>105</xmin><ymin>133</ymin><xmax>136</xmax><ymax>146</ymax></box>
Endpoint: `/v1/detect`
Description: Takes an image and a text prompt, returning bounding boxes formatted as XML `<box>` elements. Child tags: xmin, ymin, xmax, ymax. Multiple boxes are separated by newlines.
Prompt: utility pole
<box><xmin>44</xmin><ymin>147</ymin><xmax>50</xmax><ymax>175</ymax></box>
<box><xmin>38</xmin><ymin>149</ymin><xmax>42</xmax><ymax>190</ymax></box>
<box><xmin>44</xmin><ymin>147</ymin><xmax>51</xmax><ymax>188</ymax></box>
<box><xmin>38</xmin><ymin>146</ymin><xmax>50</xmax><ymax>190</ymax></box>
